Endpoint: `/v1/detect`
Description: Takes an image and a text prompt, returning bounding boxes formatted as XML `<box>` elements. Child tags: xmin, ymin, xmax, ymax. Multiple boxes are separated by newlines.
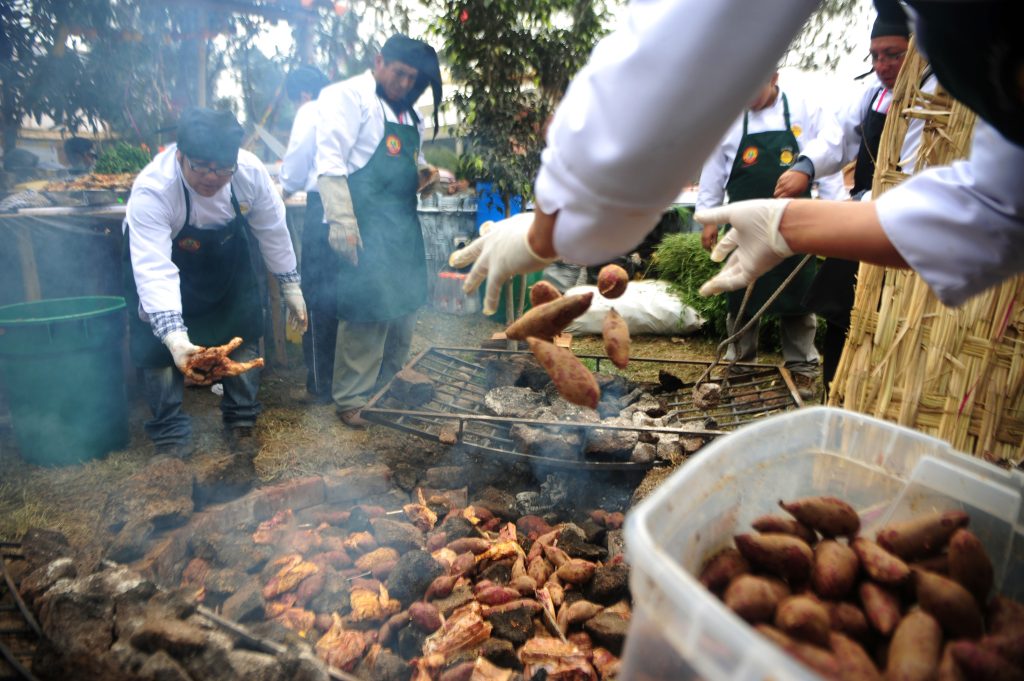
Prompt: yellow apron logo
<box><xmin>239</xmin><ymin>202</ymin><xmax>251</xmax><ymax>215</ymax></box>
<box><xmin>385</xmin><ymin>134</ymin><xmax>402</xmax><ymax>156</ymax></box>
<box><xmin>791</xmin><ymin>124</ymin><xmax>802</xmax><ymax>138</ymax></box>
<box><xmin>780</xmin><ymin>149</ymin><xmax>795</xmax><ymax>165</ymax></box>
<box><xmin>741</xmin><ymin>146</ymin><xmax>759</xmax><ymax>165</ymax></box>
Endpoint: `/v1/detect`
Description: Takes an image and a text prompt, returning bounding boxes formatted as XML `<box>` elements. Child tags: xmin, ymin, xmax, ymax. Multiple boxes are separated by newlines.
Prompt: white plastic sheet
<box><xmin>563</xmin><ymin>280</ymin><xmax>704</xmax><ymax>336</ymax></box>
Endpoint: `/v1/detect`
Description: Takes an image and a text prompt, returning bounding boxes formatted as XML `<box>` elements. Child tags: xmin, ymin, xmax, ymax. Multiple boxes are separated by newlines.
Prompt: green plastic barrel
<box><xmin>0</xmin><ymin>297</ymin><xmax>129</xmax><ymax>466</ymax></box>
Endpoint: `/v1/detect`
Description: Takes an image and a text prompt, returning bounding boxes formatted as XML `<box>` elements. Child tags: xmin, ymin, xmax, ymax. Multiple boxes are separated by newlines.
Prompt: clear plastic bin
<box><xmin>621</xmin><ymin>406</ymin><xmax>1024</xmax><ymax>681</ymax></box>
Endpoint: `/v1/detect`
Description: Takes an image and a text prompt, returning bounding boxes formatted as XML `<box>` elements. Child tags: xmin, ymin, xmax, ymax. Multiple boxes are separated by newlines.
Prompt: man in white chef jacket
<box><xmin>123</xmin><ymin>107</ymin><xmax>307</xmax><ymax>459</ymax></box>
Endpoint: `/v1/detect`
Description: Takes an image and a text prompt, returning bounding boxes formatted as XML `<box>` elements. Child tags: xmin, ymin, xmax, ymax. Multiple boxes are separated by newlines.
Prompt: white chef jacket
<box><xmin>281</xmin><ymin>99</ymin><xmax>319</xmax><ymax>194</ymax></box>
<box><xmin>878</xmin><ymin>120</ymin><xmax>1024</xmax><ymax>307</ymax></box>
<box><xmin>534</xmin><ymin>0</ymin><xmax>820</xmax><ymax>265</ymax></box>
<box><xmin>315</xmin><ymin>70</ymin><xmax>426</xmax><ymax>179</ymax></box>
<box><xmin>695</xmin><ymin>88</ymin><xmax>837</xmax><ymax>212</ymax></box>
<box><xmin>125</xmin><ymin>145</ymin><xmax>297</xmax><ymax>317</ymax></box>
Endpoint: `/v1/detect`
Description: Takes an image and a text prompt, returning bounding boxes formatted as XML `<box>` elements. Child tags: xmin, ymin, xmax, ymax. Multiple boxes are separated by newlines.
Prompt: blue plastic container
<box><xmin>474</xmin><ymin>182</ymin><xmax>523</xmax><ymax>233</ymax></box>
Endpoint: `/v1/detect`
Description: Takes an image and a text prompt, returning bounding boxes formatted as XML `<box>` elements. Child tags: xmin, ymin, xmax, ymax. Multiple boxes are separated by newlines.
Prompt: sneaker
<box><xmin>791</xmin><ymin>373</ymin><xmax>819</xmax><ymax>401</ymax></box>
<box><xmin>226</xmin><ymin>426</ymin><xmax>260</xmax><ymax>455</ymax></box>
<box><xmin>155</xmin><ymin>442</ymin><xmax>194</xmax><ymax>459</ymax></box>
<box><xmin>338</xmin><ymin>408</ymin><xmax>369</xmax><ymax>429</ymax></box>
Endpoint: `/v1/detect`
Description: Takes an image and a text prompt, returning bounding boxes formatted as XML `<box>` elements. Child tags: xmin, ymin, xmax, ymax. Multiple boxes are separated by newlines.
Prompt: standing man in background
<box><xmin>315</xmin><ymin>35</ymin><xmax>442</xmax><ymax>428</ymax></box>
<box><xmin>124</xmin><ymin>108</ymin><xmax>306</xmax><ymax>459</ymax></box>
<box><xmin>280</xmin><ymin>65</ymin><xmax>335</xmax><ymax>404</ymax></box>
<box><xmin>698</xmin><ymin>71</ymin><xmax>834</xmax><ymax>399</ymax></box>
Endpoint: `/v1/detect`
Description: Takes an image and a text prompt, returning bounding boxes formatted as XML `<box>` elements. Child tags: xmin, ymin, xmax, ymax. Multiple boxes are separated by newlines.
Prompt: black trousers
<box><xmin>300</xmin><ymin>193</ymin><xmax>339</xmax><ymax>400</ymax></box>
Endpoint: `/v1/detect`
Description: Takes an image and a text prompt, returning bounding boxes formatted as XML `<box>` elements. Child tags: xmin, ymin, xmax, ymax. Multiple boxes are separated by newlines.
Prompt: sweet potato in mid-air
<box><xmin>597</xmin><ymin>264</ymin><xmax>629</xmax><ymax>299</ymax></box>
<box><xmin>505</xmin><ymin>292</ymin><xmax>593</xmax><ymax>341</ymax></box>
<box><xmin>526</xmin><ymin>337</ymin><xmax>600</xmax><ymax>409</ymax></box>
<box><xmin>602</xmin><ymin>308</ymin><xmax>630</xmax><ymax>369</ymax></box>
<box><xmin>529</xmin><ymin>280</ymin><xmax>562</xmax><ymax>307</ymax></box>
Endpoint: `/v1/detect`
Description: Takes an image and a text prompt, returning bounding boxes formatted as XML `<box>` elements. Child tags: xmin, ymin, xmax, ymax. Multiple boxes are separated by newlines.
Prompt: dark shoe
<box><xmin>791</xmin><ymin>373</ymin><xmax>819</xmax><ymax>401</ymax></box>
<box><xmin>226</xmin><ymin>426</ymin><xmax>260</xmax><ymax>455</ymax></box>
<box><xmin>338</xmin><ymin>408</ymin><xmax>369</xmax><ymax>429</ymax></box>
<box><xmin>302</xmin><ymin>390</ymin><xmax>334</xmax><ymax>405</ymax></box>
<box><xmin>155</xmin><ymin>441</ymin><xmax>194</xmax><ymax>459</ymax></box>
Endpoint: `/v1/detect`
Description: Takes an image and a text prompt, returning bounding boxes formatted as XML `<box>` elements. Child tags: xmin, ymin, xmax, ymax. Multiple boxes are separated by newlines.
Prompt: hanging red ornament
<box><xmin>459</xmin><ymin>9</ymin><xmax>469</xmax><ymax>23</ymax></box>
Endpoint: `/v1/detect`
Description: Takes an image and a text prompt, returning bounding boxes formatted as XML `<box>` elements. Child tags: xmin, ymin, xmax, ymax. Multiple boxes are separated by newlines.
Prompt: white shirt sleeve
<box><xmin>877</xmin><ymin>120</ymin><xmax>1024</xmax><ymax>307</ymax></box>
<box><xmin>316</xmin><ymin>76</ymin><xmax>367</xmax><ymax>178</ymax></box>
<box><xmin>238</xmin><ymin>151</ymin><xmax>298</xmax><ymax>276</ymax></box>
<box><xmin>281</xmin><ymin>100</ymin><xmax>319</xmax><ymax>193</ymax></box>
<box><xmin>126</xmin><ymin>184</ymin><xmax>182</xmax><ymax>316</ymax></box>
<box><xmin>799</xmin><ymin>84</ymin><xmax>875</xmax><ymax>180</ymax></box>
<box><xmin>695</xmin><ymin>124</ymin><xmax>735</xmax><ymax>212</ymax></box>
<box><xmin>535</xmin><ymin>0</ymin><xmax>819</xmax><ymax>265</ymax></box>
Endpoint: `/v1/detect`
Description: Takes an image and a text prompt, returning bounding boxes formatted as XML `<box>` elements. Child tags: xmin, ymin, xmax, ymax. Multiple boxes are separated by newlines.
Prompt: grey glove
<box><xmin>318</xmin><ymin>175</ymin><xmax>362</xmax><ymax>266</ymax></box>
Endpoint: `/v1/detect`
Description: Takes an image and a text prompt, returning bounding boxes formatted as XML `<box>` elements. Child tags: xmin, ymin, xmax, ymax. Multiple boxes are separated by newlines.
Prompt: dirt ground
<box><xmin>0</xmin><ymin>307</ymin><xmax>749</xmax><ymax>552</ymax></box>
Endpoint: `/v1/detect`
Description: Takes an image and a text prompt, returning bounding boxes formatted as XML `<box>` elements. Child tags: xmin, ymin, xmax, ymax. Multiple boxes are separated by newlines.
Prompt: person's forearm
<box><xmin>779</xmin><ymin>199</ymin><xmax>908</xmax><ymax>268</ymax></box>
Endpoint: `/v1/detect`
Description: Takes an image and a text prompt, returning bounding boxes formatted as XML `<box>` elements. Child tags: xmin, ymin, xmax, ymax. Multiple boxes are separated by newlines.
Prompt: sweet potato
<box><xmin>987</xmin><ymin>596</ymin><xmax>1024</xmax><ymax>637</ymax></box>
<box><xmin>827</xmin><ymin>601</ymin><xmax>871</xmax><ymax>641</ymax></box>
<box><xmin>980</xmin><ymin>632</ymin><xmax>1024</xmax><ymax>668</ymax></box>
<box><xmin>830</xmin><ymin>632</ymin><xmax>883</xmax><ymax>681</ymax></box>
<box><xmin>852</xmin><ymin>537</ymin><xmax>910</xmax><ymax>585</ymax></box>
<box><xmin>527</xmin><ymin>337</ymin><xmax>601</xmax><ymax>409</ymax></box>
<box><xmin>754</xmin><ymin>624</ymin><xmax>840</xmax><ymax>678</ymax></box>
<box><xmin>751</xmin><ymin>514</ymin><xmax>818</xmax><ymax>545</ymax></box>
<box><xmin>724</xmin><ymin>574</ymin><xmax>785</xmax><ymax>623</ymax></box>
<box><xmin>734</xmin><ymin>532</ymin><xmax>814</xmax><ymax>584</ymax></box>
<box><xmin>602</xmin><ymin>308</ymin><xmax>630</xmax><ymax>369</ymax></box>
<box><xmin>949</xmin><ymin>641</ymin><xmax>1024</xmax><ymax>681</ymax></box>
<box><xmin>597</xmin><ymin>264</ymin><xmax>629</xmax><ymax>299</ymax></box>
<box><xmin>774</xmin><ymin>595</ymin><xmax>831</xmax><ymax>647</ymax></box>
<box><xmin>556</xmin><ymin>558</ymin><xmax>597</xmax><ymax>585</ymax></box>
<box><xmin>409</xmin><ymin>601</ymin><xmax>443</xmax><ymax>633</ymax></box>
<box><xmin>875</xmin><ymin>510</ymin><xmax>969</xmax><ymax>560</ymax></box>
<box><xmin>947</xmin><ymin>528</ymin><xmax>994</xmax><ymax>604</ymax></box>
<box><xmin>938</xmin><ymin>643</ymin><xmax>967</xmax><ymax>681</ymax></box>
<box><xmin>529</xmin><ymin>280</ymin><xmax>562</xmax><ymax>307</ymax></box>
<box><xmin>886</xmin><ymin>609</ymin><xmax>943</xmax><ymax>681</ymax></box>
<box><xmin>811</xmin><ymin>539</ymin><xmax>859</xmax><ymax>599</ymax></box>
<box><xmin>698</xmin><ymin>547</ymin><xmax>750</xmax><ymax>593</ymax></box>
<box><xmin>778</xmin><ymin>496</ymin><xmax>860</xmax><ymax>538</ymax></box>
<box><xmin>506</xmin><ymin>292</ymin><xmax>593</xmax><ymax>340</ymax></box>
<box><xmin>859</xmin><ymin>581</ymin><xmax>902</xmax><ymax>636</ymax></box>
<box><xmin>915</xmin><ymin>569</ymin><xmax>984</xmax><ymax>639</ymax></box>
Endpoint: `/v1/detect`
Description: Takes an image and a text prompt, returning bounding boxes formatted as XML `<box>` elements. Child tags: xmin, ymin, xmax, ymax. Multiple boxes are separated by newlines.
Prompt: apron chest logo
<box><xmin>791</xmin><ymin>124</ymin><xmax>802</xmax><ymax>138</ymax></box>
<box><xmin>741</xmin><ymin>146</ymin><xmax>759</xmax><ymax>166</ymax></box>
<box><xmin>385</xmin><ymin>134</ymin><xmax>402</xmax><ymax>156</ymax></box>
<box><xmin>779</xmin><ymin>148</ymin><xmax>795</xmax><ymax>165</ymax></box>
<box><xmin>178</xmin><ymin>237</ymin><xmax>201</xmax><ymax>252</ymax></box>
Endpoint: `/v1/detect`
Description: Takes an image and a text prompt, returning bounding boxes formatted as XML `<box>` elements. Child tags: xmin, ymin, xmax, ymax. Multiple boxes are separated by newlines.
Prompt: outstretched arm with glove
<box><xmin>318</xmin><ymin>175</ymin><xmax>362</xmax><ymax>266</ymax></box>
<box><xmin>448</xmin><ymin>210</ymin><xmax>558</xmax><ymax>316</ymax></box>
<box><xmin>696</xmin><ymin>198</ymin><xmax>905</xmax><ymax>297</ymax></box>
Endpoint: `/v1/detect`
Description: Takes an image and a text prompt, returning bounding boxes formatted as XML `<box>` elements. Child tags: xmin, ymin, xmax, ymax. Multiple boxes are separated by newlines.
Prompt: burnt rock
<box><xmin>389</xmin><ymin>368</ymin><xmax>435</xmax><ymax>407</ymax></box>
<box><xmin>20</xmin><ymin>527</ymin><xmax>72</xmax><ymax>570</ymax></box>
<box><xmin>631</xmin><ymin>442</ymin><xmax>657</xmax><ymax>464</ymax></box>
<box><xmin>431</xmin><ymin>584</ymin><xmax>474</xmax><ymax>617</ymax></box>
<box><xmin>513</xmin><ymin>364</ymin><xmax>551</xmax><ymax>392</ymax></box>
<box><xmin>606</xmin><ymin>529</ymin><xmax>625</xmax><ymax>562</ymax></box>
<box><xmin>584</xmin><ymin>419</ymin><xmax>639</xmax><ymax>459</ymax></box>
<box><xmin>481</xmin><ymin>637</ymin><xmax>521</xmax><ymax>671</ymax></box>
<box><xmin>484</xmin><ymin>386</ymin><xmax>547</xmax><ymax>418</ymax></box>
<box><xmin>488</xmin><ymin>607</ymin><xmax>535</xmax><ymax>646</ymax></box>
<box><xmin>546</xmin><ymin>398</ymin><xmax>601</xmax><ymax>423</ymax></box>
<box><xmin>584</xmin><ymin>610</ymin><xmax>629</xmax><ymax>655</ymax></box>
<box><xmin>105</xmin><ymin>455</ymin><xmax>194</xmax><ymax>532</ymax></box>
<box><xmin>386</xmin><ymin>550</ymin><xmax>444</xmax><ymax>606</ymax></box>
<box><xmin>391</xmin><ymin>464</ymin><xmax>420</xmax><ymax>492</ymax></box>
<box><xmin>479</xmin><ymin>559</ymin><xmax>513</xmax><ymax>585</ymax></box>
<box><xmin>279</xmin><ymin>648</ymin><xmax>332</xmax><ymax>681</ymax></box>
<box><xmin>436</xmin><ymin>514</ymin><xmax>476</xmax><ymax>541</ymax></box>
<box><xmin>309</xmin><ymin>571</ymin><xmax>350</xmax><ymax>615</ymax></box>
<box><xmin>657</xmin><ymin>370</ymin><xmax>685</xmax><ymax>393</ymax></box>
<box><xmin>397</xmin><ymin>625</ymin><xmax>428</xmax><ymax>660</ymax></box>
<box><xmin>485</xmin><ymin>358</ymin><xmax>526</xmax><ymax>389</ymax></box>
<box><xmin>347</xmin><ymin>505</ymin><xmax>376</xmax><ymax>532</ymax></box>
<box><xmin>193</xmin><ymin>452</ymin><xmax>255</xmax><ymax>508</ymax></box>
<box><xmin>129</xmin><ymin>617</ymin><xmax>208</xmax><ymax>657</ymax></box>
<box><xmin>222</xmin><ymin>580</ymin><xmax>265</xmax><ymax>623</ymax></box>
<box><xmin>424</xmin><ymin>466</ymin><xmax>468</xmax><ymax>490</ymax></box>
<box><xmin>509</xmin><ymin>423</ymin><xmax>582</xmax><ymax>461</ymax></box>
<box><xmin>358</xmin><ymin>648</ymin><xmax>409</xmax><ymax>681</ymax></box>
<box><xmin>557</xmin><ymin>529</ymin><xmax>606</xmax><ymax>563</ymax></box>
<box><xmin>370</xmin><ymin>518</ymin><xmax>425</xmax><ymax>553</ymax></box>
<box><xmin>579</xmin><ymin>519</ymin><xmax>606</xmax><ymax>546</ymax></box>
<box><xmin>213</xmin><ymin>536</ymin><xmax>274</xmax><ymax>574</ymax></box>
<box><xmin>584</xmin><ymin>563</ymin><xmax>629</xmax><ymax>604</ymax></box>
<box><xmin>137</xmin><ymin>649</ymin><xmax>193</xmax><ymax>681</ymax></box>
<box><xmin>228</xmin><ymin>649</ymin><xmax>287</xmax><ymax>681</ymax></box>
<box><xmin>107</xmin><ymin>518</ymin><xmax>156</xmax><ymax>564</ymax></box>
<box><xmin>20</xmin><ymin>557</ymin><xmax>77</xmax><ymax>607</ymax></box>
<box><xmin>472</xmin><ymin>487</ymin><xmax>518</xmax><ymax>520</ymax></box>
<box><xmin>202</xmin><ymin>568</ymin><xmax>248</xmax><ymax>604</ymax></box>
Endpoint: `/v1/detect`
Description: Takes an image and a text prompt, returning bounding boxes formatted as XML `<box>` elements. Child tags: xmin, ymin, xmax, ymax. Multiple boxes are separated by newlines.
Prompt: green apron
<box><xmin>336</xmin><ymin>103</ymin><xmax>427</xmax><ymax>322</ymax></box>
<box><xmin>724</xmin><ymin>93</ymin><xmax>815</xmax><ymax>316</ymax></box>
<box><xmin>123</xmin><ymin>181</ymin><xmax>263</xmax><ymax>368</ymax></box>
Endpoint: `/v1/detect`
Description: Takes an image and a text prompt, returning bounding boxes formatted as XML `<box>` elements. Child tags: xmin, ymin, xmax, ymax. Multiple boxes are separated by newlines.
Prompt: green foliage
<box><xmin>423</xmin><ymin>145</ymin><xmax>460</xmax><ymax>172</ymax></box>
<box><xmin>786</xmin><ymin>0</ymin><xmax>868</xmax><ymax>71</ymax></box>
<box><xmin>653</xmin><ymin>232</ymin><xmax>729</xmax><ymax>338</ymax></box>
<box><xmin>93</xmin><ymin>141</ymin><xmax>150</xmax><ymax>174</ymax></box>
<box><xmin>426</xmin><ymin>0</ymin><xmax>612</xmax><ymax>209</ymax></box>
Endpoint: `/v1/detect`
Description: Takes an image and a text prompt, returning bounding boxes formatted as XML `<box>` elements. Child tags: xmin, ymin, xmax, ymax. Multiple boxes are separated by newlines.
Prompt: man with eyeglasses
<box><xmin>314</xmin><ymin>34</ymin><xmax>442</xmax><ymax>429</ymax></box>
<box><xmin>123</xmin><ymin>107</ymin><xmax>307</xmax><ymax>460</ymax></box>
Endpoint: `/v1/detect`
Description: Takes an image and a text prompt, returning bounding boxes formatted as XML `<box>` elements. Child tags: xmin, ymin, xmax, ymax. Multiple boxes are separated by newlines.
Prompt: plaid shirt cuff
<box><xmin>150</xmin><ymin>311</ymin><xmax>187</xmax><ymax>340</ymax></box>
<box><xmin>274</xmin><ymin>269</ymin><xmax>301</xmax><ymax>285</ymax></box>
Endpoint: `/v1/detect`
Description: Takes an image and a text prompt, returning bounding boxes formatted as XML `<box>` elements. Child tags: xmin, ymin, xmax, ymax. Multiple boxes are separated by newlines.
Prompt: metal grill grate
<box><xmin>362</xmin><ymin>346</ymin><xmax>803</xmax><ymax>471</ymax></box>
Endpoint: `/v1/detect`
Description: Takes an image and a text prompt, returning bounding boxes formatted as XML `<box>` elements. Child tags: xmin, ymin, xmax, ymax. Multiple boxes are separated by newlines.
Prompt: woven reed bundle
<box><xmin>829</xmin><ymin>39</ymin><xmax>1024</xmax><ymax>464</ymax></box>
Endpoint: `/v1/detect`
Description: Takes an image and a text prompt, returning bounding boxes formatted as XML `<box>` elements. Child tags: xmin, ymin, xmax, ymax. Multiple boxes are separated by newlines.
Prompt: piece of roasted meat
<box><xmin>185</xmin><ymin>336</ymin><xmax>265</xmax><ymax>385</ymax></box>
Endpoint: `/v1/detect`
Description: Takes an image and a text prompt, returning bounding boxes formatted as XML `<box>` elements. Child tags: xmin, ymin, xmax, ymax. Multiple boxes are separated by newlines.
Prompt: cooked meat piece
<box><xmin>185</xmin><ymin>336</ymin><xmax>265</xmax><ymax>384</ymax></box>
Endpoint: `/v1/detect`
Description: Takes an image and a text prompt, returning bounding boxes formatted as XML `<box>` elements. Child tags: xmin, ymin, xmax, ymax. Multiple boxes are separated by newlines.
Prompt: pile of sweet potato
<box><xmin>698</xmin><ymin>495</ymin><xmax>1023</xmax><ymax>680</ymax></box>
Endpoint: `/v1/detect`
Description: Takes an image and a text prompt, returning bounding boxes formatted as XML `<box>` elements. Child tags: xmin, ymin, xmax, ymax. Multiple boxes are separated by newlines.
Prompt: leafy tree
<box><xmin>786</xmin><ymin>0</ymin><xmax>870</xmax><ymax>72</ymax></box>
<box><xmin>427</xmin><ymin>0</ymin><xmax>612</xmax><ymax>214</ymax></box>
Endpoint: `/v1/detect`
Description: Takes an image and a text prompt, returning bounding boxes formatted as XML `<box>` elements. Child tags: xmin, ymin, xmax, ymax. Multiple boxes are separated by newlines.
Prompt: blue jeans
<box><xmin>141</xmin><ymin>339</ymin><xmax>262</xmax><ymax>447</ymax></box>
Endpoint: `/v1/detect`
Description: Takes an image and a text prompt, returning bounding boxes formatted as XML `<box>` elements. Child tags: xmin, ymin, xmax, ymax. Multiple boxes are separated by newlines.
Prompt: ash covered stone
<box><xmin>484</xmin><ymin>358</ymin><xmax>526</xmax><ymax>388</ymax></box>
<box><xmin>510</xmin><ymin>421</ymin><xmax>583</xmax><ymax>461</ymax></box>
<box><xmin>370</xmin><ymin>518</ymin><xmax>425</xmax><ymax>553</ymax></box>
<box><xmin>397</xmin><ymin>625</ymin><xmax>428</xmax><ymax>660</ymax></box>
<box><xmin>472</xmin><ymin>486</ymin><xmax>518</xmax><ymax>520</ymax></box>
<box><xmin>357</xmin><ymin>648</ymin><xmax>408</xmax><ymax>681</ymax></box>
<box><xmin>488</xmin><ymin>606</ymin><xmax>535</xmax><ymax>646</ymax></box>
<box><xmin>546</xmin><ymin>397</ymin><xmax>601</xmax><ymax>423</ymax></box>
<box><xmin>656</xmin><ymin>433</ymin><xmax>686</xmax><ymax>464</ymax></box>
<box><xmin>388</xmin><ymin>368</ymin><xmax>435</xmax><ymax>407</ymax></box>
<box><xmin>484</xmin><ymin>386</ymin><xmax>547</xmax><ymax>418</ymax></box>
<box><xmin>585</xmin><ymin>563</ymin><xmax>629</xmax><ymax>604</ymax></box>
<box><xmin>631</xmin><ymin>442</ymin><xmax>658</xmax><ymax>464</ymax></box>
<box><xmin>585</xmin><ymin>417</ymin><xmax>639</xmax><ymax>459</ymax></box>
<box><xmin>386</xmin><ymin>550</ymin><xmax>444</xmax><ymax>606</ymax></box>
<box><xmin>693</xmin><ymin>381</ymin><xmax>722</xmax><ymax>410</ymax></box>
<box><xmin>585</xmin><ymin>610</ymin><xmax>629</xmax><ymax>655</ymax></box>
<box><xmin>481</xmin><ymin>637</ymin><xmax>521</xmax><ymax>670</ymax></box>
<box><xmin>221</xmin><ymin>580</ymin><xmax>264</xmax><ymax>623</ymax></box>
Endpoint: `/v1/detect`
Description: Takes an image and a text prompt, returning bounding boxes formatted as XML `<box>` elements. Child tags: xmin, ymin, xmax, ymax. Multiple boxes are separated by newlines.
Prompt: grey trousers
<box><xmin>724</xmin><ymin>312</ymin><xmax>820</xmax><ymax>376</ymax></box>
<box><xmin>332</xmin><ymin>312</ymin><xmax>417</xmax><ymax>412</ymax></box>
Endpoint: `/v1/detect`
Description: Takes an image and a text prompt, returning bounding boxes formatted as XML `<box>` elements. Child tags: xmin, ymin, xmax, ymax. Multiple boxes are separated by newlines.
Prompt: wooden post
<box><xmin>14</xmin><ymin>229</ymin><xmax>41</xmax><ymax>301</ymax></box>
<box><xmin>267</xmin><ymin>275</ymin><xmax>288</xmax><ymax>368</ymax></box>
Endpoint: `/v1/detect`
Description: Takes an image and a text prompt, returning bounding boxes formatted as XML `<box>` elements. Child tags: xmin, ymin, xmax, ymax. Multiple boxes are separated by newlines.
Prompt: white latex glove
<box><xmin>448</xmin><ymin>211</ymin><xmax>556</xmax><ymax>316</ymax></box>
<box><xmin>163</xmin><ymin>330</ymin><xmax>204</xmax><ymax>382</ymax></box>
<box><xmin>318</xmin><ymin>175</ymin><xmax>362</xmax><ymax>266</ymax></box>
<box><xmin>281</xmin><ymin>281</ymin><xmax>308</xmax><ymax>334</ymax></box>
<box><xmin>696</xmin><ymin>199</ymin><xmax>794</xmax><ymax>297</ymax></box>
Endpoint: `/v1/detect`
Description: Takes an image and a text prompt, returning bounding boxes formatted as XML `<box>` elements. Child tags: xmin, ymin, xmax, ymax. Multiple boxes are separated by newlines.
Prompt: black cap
<box><xmin>285</xmin><ymin>65</ymin><xmax>329</xmax><ymax>102</ymax></box>
<box><xmin>176</xmin><ymin>107</ymin><xmax>244</xmax><ymax>167</ymax></box>
<box><xmin>871</xmin><ymin>0</ymin><xmax>911</xmax><ymax>38</ymax></box>
<box><xmin>381</xmin><ymin>34</ymin><xmax>443</xmax><ymax>138</ymax></box>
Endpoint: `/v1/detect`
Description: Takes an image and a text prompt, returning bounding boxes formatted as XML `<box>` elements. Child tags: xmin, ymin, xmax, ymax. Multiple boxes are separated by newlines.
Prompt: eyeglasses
<box><xmin>185</xmin><ymin>157</ymin><xmax>236</xmax><ymax>178</ymax></box>
<box><xmin>869</xmin><ymin>50</ymin><xmax>907</xmax><ymax>66</ymax></box>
